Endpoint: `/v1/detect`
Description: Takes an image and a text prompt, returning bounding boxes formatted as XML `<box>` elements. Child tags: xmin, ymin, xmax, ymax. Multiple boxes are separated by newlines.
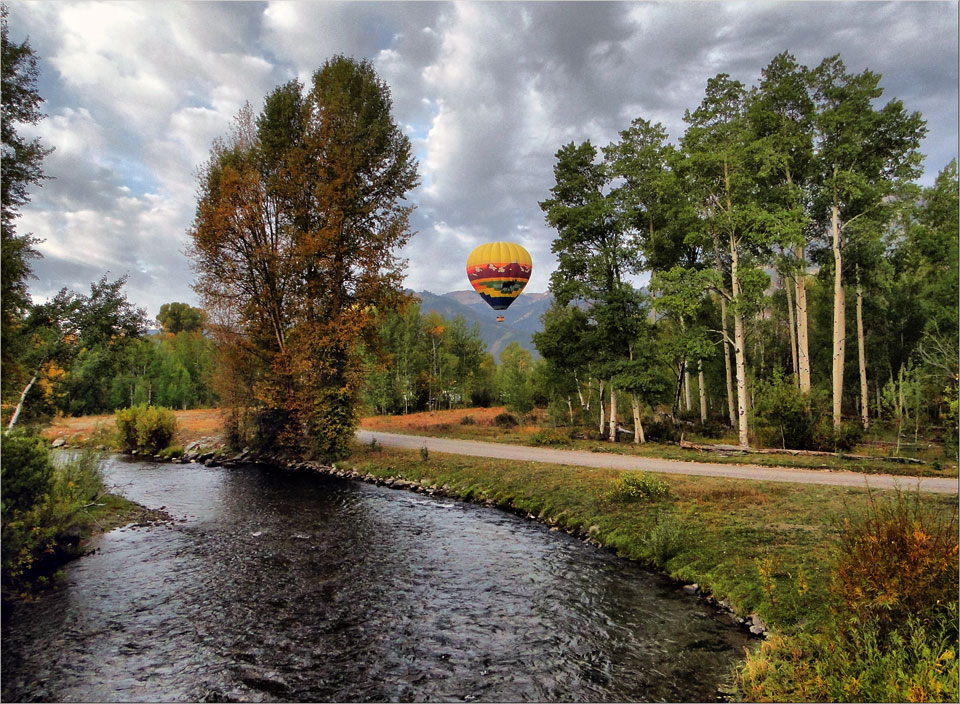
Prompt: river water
<box><xmin>2</xmin><ymin>456</ymin><xmax>749</xmax><ymax>702</ymax></box>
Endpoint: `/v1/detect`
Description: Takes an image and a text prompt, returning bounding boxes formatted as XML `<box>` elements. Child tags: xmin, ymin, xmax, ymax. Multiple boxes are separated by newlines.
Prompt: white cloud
<box><xmin>3</xmin><ymin>0</ymin><xmax>956</xmax><ymax>317</ymax></box>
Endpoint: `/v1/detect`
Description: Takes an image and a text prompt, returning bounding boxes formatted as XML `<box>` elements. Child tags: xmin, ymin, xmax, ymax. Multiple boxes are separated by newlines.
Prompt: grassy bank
<box><xmin>360</xmin><ymin>407</ymin><xmax>960</xmax><ymax>478</ymax></box>
<box><xmin>344</xmin><ymin>441</ymin><xmax>959</xmax><ymax>701</ymax></box>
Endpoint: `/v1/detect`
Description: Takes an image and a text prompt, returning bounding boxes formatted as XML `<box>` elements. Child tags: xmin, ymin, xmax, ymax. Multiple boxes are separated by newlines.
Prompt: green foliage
<box><xmin>739</xmin><ymin>610</ymin><xmax>958</xmax><ymax>702</ymax></box>
<box><xmin>0</xmin><ymin>431</ymin><xmax>54</xmax><ymax>513</ymax></box>
<box><xmin>2</xmin><ymin>448</ymin><xmax>104</xmax><ymax>590</ymax></box>
<box><xmin>752</xmin><ymin>369</ymin><xmax>824</xmax><ymax>449</ymax></box>
<box><xmin>497</xmin><ymin>342</ymin><xmax>534</xmax><ymax>415</ymax></box>
<box><xmin>156</xmin><ymin>302</ymin><xmax>206</xmax><ymax>334</ymax></box>
<box><xmin>606</xmin><ymin>472</ymin><xmax>671</xmax><ymax>502</ymax></box>
<box><xmin>493</xmin><ymin>412</ymin><xmax>519</xmax><ymax>428</ymax></box>
<box><xmin>1</xmin><ymin>7</ymin><xmax>52</xmax><ymax>388</ymax></box>
<box><xmin>114</xmin><ymin>404</ymin><xmax>178</xmax><ymax>454</ymax></box>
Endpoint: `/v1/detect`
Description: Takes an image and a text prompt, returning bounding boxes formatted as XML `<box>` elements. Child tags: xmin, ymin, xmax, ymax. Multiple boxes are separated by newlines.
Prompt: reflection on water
<box><xmin>2</xmin><ymin>456</ymin><xmax>748</xmax><ymax>702</ymax></box>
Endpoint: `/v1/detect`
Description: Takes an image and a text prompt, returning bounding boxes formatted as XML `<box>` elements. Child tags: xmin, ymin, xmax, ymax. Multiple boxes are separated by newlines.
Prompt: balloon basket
<box><xmin>496</xmin><ymin>315</ymin><xmax>505</xmax><ymax>323</ymax></box>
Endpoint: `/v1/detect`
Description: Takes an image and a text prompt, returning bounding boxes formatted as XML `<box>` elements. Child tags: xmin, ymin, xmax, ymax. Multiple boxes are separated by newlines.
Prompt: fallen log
<box><xmin>679</xmin><ymin>439</ymin><xmax>925</xmax><ymax>464</ymax></box>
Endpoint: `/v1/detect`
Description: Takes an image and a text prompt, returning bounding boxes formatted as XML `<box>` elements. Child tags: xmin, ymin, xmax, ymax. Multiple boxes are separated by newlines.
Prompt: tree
<box><xmin>809</xmin><ymin>56</ymin><xmax>926</xmax><ymax>427</ymax></box>
<box><xmin>157</xmin><ymin>302</ymin><xmax>207</xmax><ymax>334</ymax></box>
<box><xmin>682</xmin><ymin>74</ymin><xmax>772</xmax><ymax>446</ymax></box>
<box><xmin>1</xmin><ymin>6</ymin><xmax>52</xmax><ymax>398</ymax></box>
<box><xmin>189</xmin><ymin>56</ymin><xmax>418</xmax><ymax>460</ymax></box>
<box><xmin>540</xmin><ymin>140</ymin><xmax>645</xmax><ymax>441</ymax></box>
<box><xmin>748</xmin><ymin>52</ymin><xmax>815</xmax><ymax>394</ymax></box>
<box><xmin>7</xmin><ymin>275</ymin><xmax>146</xmax><ymax>427</ymax></box>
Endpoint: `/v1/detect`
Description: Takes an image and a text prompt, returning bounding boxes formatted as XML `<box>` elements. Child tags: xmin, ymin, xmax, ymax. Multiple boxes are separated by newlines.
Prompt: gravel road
<box><xmin>356</xmin><ymin>429</ymin><xmax>959</xmax><ymax>495</ymax></box>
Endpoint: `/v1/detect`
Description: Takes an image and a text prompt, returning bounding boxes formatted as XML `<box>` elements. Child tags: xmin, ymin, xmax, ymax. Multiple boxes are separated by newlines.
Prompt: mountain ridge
<box><xmin>408</xmin><ymin>289</ymin><xmax>552</xmax><ymax>359</ymax></box>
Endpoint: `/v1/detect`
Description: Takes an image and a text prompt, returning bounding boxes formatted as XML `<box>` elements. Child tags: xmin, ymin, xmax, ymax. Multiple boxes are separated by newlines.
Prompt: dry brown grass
<box><xmin>359</xmin><ymin>406</ymin><xmax>507</xmax><ymax>432</ymax></box>
<box><xmin>42</xmin><ymin>408</ymin><xmax>224</xmax><ymax>446</ymax></box>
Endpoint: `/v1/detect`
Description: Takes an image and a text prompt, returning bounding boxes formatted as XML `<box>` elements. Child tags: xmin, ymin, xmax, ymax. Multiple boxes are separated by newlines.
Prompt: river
<box><xmin>2</xmin><ymin>455</ymin><xmax>750</xmax><ymax>702</ymax></box>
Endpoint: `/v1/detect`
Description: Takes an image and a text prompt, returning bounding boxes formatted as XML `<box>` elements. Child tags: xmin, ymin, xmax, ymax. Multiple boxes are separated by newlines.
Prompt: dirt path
<box><xmin>356</xmin><ymin>429</ymin><xmax>959</xmax><ymax>495</ymax></box>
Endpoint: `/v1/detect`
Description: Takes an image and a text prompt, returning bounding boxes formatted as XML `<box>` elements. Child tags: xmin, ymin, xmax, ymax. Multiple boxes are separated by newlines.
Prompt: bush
<box><xmin>831</xmin><ymin>488</ymin><xmax>958</xmax><ymax>637</ymax></box>
<box><xmin>643</xmin><ymin>513</ymin><xmax>691</xmax><ymax>568</ymax></box>
<box><xmin>493</xmin><ymin>412</ymin><xmax>519</xmax><ymax>428</ymax></box>
<box><xmin>529</xmin><ymin>429</ymin><xmax>572</xmax><ymax>446</ymax></box>
<box><xmin>2</xmin><ymin>449</ymin><xmax>104</xmax><ymax>590</ymax></box>
<box><xmin>0</xmin><ymin>433</ymin><xmax>55</xmax><ymax>514</ymax></box>
<box><xmin>752</xmin><ymin>370</ymin><xmax>825</xmax><ymax>449</ymax></box>
<box><xmin>470</xmin><ymin>387</ymin><xmax>494</xmax><ymax>408</ymax></box>
<box><xmin>643</xmin><ymin>420</ymin><xmax>679</xmax><ymax>443</ymax></box>
<box><xmin>114</xmin><ymin>405</ymin><xmax>178</xmax><ymax>454</ymax></box>
<box><xmin>738</xmin><ymin>488</ymin><xmax>960</xmax><ymax>701</ymax></box>
<box><xmin>738</xmin><ymin>609</ymin><xmax>958</xmax><ymax>702</ymax></box>
<box><xmin>459</xmin><ymin>415</ymin><xmax>476</xmax><ymax>425</ymax></box>
<box><xmin>606</xmin><ymin>472</ymin><xmax>671</xmax><ymax>502</ymax></box>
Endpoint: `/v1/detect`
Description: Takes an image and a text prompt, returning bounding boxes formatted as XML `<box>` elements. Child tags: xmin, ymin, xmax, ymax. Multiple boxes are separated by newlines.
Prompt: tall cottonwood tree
<box><xmin>189</xmin><ymin>56</ymin><xmax>418</xmax><ymax>459</ymax></box>
<box><xmin>1</xmin><ymin>7</ymin><xmax>52</xmax><ymax>399</ymax></box>
<box><xmin>681</xmin><ymin>74</ymin><xmax>772</xmax><ymax>446</ymax></box>
<box><xmin>809</xmin><ymin>55</ymin><xmax>926</xmax><ymax>428</ymax></box>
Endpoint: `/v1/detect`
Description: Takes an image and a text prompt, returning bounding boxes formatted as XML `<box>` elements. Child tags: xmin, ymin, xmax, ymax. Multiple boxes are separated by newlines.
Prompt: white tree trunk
<box><xmin>784</xmin><ymin>274</ymin><xmax>799</xmax><ymax>381</ymax></box>
<box><xmin>6</xmin><ymin>375</ymin><xmax>38</xmax><ymax>431</ymax></box>
<box><xmin>856</xmin><ymin>269</ymin><xmax>869</xmax><ymax>430</ymax></box>
<box><xmin>631</xmin><ymin>392</ymin><xmax>645</xmax><ymax>443</ymax></box>
<box><xmin>698</xmin><ymin>358</ymin><xmax>708</xmax><ymax>423</ymax></box>
<box><xmin>683</xmin><ymin>361</ymin><xmax>693</xmax><ymax>413</ymax></box>
<box><xmin>720</xmin><ymin>296</ymin><xmax>736</xmax><ymax>428</ymax></box>
<box><xmin>608</xmin><ymin>384</ymin><xmax>618</xmax><ymax>442</ymax></box>
<box><xmin>597</xmin><ymin>380</ymin><xmax>605</xmax><ymax>434</ymax></box>
<box><xmin>831</xmin><ymin>203</ymin><xmax>845</xmax><ymax>428</ymax></box>
<box><xmin>730</xmin><ymin>232</ymin><xmax>750</xmax><ymax>447</ymax></box>
<box><xmin>794</xmin><ymin>245</ymin><xmax>811</xmax><ymax>394</ymax></box>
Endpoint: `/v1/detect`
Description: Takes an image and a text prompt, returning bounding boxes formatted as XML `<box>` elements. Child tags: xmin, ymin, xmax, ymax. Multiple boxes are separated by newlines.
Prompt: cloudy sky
<box><xmin>7</xmin><ymin>1</ymin><xmax>958</xmax><ymax>320</ymax></box>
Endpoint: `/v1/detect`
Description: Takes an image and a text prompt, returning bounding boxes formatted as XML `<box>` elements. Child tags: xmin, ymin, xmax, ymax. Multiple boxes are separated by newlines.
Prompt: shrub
<box><xmin>1</xmin><ymin>432</ymin><xmax>55</xmax><ymax>513</ymax></box>
<box><xmin>2</xmin><ymin>449</ymin><xmax>104</xmax><ymax>590</ymax></box>
<box><xmin>459</xmin><ymin>415</ymin><xmax>476</xmax><ymax>425</ymax></box>
<box><xmin>606</xmin><ymin>472</ymin><xmax>671</xmax><ymax>503</ymax></box>
<box><xmin>643</xmin><ymin>420</ymin><xmax>679</xmax><ymax>443</ymax></box>
<box><xmin>739</xmin><ymin>488</ymin><xmax>960</xmax><ymax>701</ymax></box>
<box><xmin>493</xmin><ymin>412</ymin><xmax>519</xmax><ymax>428</ymax></box>
<box><xmin>738</xmin><ymin>607</ymin><xmax>959</xmax><ymax>702</ymax></box>
<box><xmin>529</xmin><ymin>429</ymin><xmax>571</xmax><ymax>446</ymax></box>
<box><xmin>158</xmin><ymin>444</ymin><xmax>184</xmax><ymax>460</ymax></box>
<box><xmin>114</xmin><ymin>405</ymin><xmax>178</xmax><ymax>454</ymax></box>
<box><xmin>752</xmin><ymin>370</ymin><xmax>825</xmax><ymax>449</ymax></box>
<box><xmin>831</xmin><ymin>487</ymin><xmax>959</xmax><ymax>637</ymax></box>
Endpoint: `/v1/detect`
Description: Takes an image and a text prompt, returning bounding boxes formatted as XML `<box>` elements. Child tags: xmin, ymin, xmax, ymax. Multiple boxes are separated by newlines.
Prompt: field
<box><xmin>42</xmin><ymin>408</ymin><xmax>224</xmax><ymax>448</ymax></box>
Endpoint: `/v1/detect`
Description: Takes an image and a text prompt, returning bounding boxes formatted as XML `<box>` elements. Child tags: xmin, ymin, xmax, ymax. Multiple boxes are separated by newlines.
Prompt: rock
<box><xmin>51</xmin><ymin>437</ymin><xmax>66</xmax><ymax>448</ymax></box>
<box><xmin>748</xmin><ymin>612</ymin><xmax>767</xmax><ymax>636</ymax></box>
<box><xmin>682</xmin><ymin>583</ymin><xmax>700</xmax><ymax>596</ymax></box>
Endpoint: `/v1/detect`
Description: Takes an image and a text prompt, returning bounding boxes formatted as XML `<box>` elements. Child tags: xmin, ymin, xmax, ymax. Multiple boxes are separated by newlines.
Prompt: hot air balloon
<box><xmin>466</xmin><ymin>241</ymin><xmax>532</xmax><ymax>322</ymax></box>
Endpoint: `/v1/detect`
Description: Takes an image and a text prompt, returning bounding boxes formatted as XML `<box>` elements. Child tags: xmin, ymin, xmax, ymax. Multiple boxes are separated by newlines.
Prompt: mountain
<box><xmin>409</xmin><ymin>289</ymin><xmax>553</xmax><ymax>360</ymax></box>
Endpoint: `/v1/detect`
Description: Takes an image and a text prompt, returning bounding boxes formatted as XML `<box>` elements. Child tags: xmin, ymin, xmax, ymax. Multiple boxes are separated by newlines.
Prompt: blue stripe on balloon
<box><xmin>478</xmin><ymin>291</ymin><xmax>515</xmax><ymax>310</ymax></box>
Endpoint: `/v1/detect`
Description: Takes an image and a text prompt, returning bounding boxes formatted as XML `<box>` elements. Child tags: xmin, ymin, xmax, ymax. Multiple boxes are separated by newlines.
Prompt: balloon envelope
<box><xmin>466</xmin><ymin>241</ymin><xmax>532</xmax><ymax>312</ymax></box>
